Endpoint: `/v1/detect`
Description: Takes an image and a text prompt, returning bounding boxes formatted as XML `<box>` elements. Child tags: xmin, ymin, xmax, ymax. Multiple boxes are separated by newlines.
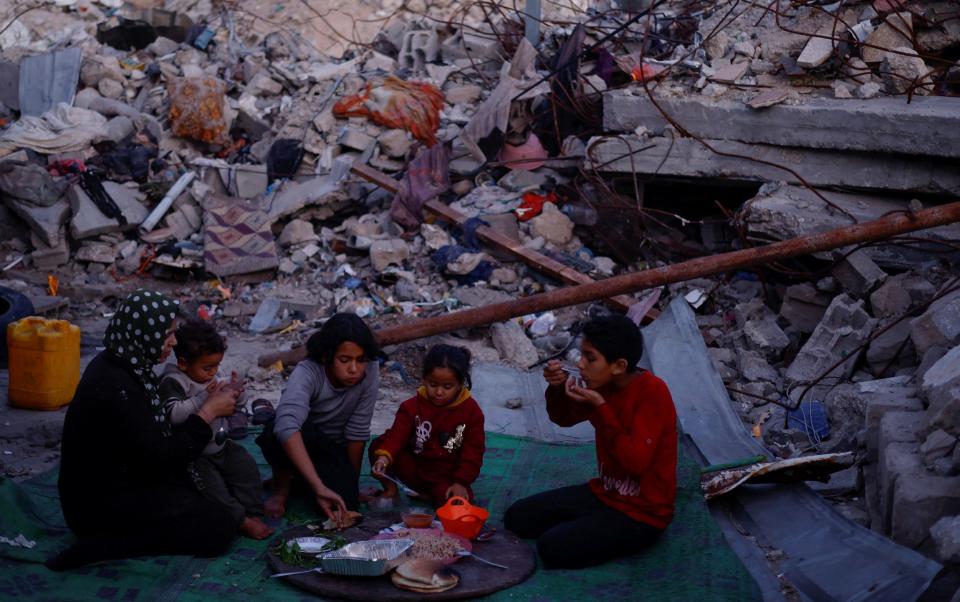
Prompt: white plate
<box><xmin>290</xmin><ymin>536</ymin><xmax>331</xmax><ymax>554</ymax></box>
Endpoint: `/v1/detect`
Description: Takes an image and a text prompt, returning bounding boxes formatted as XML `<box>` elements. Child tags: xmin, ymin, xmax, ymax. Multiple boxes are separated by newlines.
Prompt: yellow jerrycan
<box><xmin>7</xmin><ymin>317</ymin><xmax>81</xmax><ymax>410</ymax></box>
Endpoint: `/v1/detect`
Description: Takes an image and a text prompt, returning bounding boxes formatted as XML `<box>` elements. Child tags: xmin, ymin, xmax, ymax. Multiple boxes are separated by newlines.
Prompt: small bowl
<box><xmin>402</xmin><ymin>509</ymin><xmax>436</xmax><ymax>529</ymax></box>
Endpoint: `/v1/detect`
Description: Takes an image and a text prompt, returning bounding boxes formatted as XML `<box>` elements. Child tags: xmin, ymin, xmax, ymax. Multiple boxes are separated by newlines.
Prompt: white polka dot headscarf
<box><xmin>104</xmin><ymin>289</ymin><xmax>179</xmax><ymax>435</ymax></box>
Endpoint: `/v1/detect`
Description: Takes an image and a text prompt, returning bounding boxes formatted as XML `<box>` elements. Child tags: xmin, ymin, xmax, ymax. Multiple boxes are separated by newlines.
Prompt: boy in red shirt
<box><xmin>504</xmin><ymin>314</ymin><xmax>677</xmax><ymax>568</ymax></box>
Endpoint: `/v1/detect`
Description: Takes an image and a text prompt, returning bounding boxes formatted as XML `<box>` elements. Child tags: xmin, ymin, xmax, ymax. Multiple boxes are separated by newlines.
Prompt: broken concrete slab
<box><xmin>869</xmin><ymin>272</ymin><xmax>936</xmax><ymax>318</ymax></box>
<box><xmin>76</xmin><ymin>241</ymin><xmax>117</xmax><ymax>264</ymax></box>
<box><xmin>0</xmin><ymin>59</ymin><xmax>19</xmax><ymax>112</ymax></box>
<box><xmin>743</xmin><ymin>317</ymin><xmax>790</xmax><ymax>361</ymax></box>
<box><xmin>808</xmin><ymin>464</ymin><xmax>859</xmax><ymax>497</ymax></box>
<box><xmin>922</xmin><ymin>429</ymin><xmax>958</xmax><ymax>465</ymax></box>
<box><xmin>740</xmin><ymin>184</ymin><xmax>960</xmax><ymax>266</ymax></box>
<box><xmin>879</xmin><ymin>439</ymin><xmax>925</xmax><ymax>533</ymax></box>
<box><xmin>602</xmin><ymin>91</ymin><xmax>960</xmax><ymax>159</ymax></box>
<box><xmin>786</xmin><ymin>294</ymin><xmax>877</xmax><ymax>384</ymax></box>
<box><xmin>737</xmin><ymin>348</ymin><xmax>780</xmax><ymax>383</ymax></box>
<box><xmin>708</xmin><ymin>61</ymin><xmax>749</xmax><ymax>84</ymax></box>
<box><xmin>278</xmin><ymin>219</ymin><xmax>318</xmax><ymax>247</ymax></box>
<box><xmin>378</xmin><ymin>129</ymin><xmax>412</xmax><ymax>159</ymax></box>
<box><xmin>5</xmin><ymin>197</ymin><xmax>70</xmax><ymax>247</ymax></box>
<box><xmin>879</xmin><ymin>411</ymin><xmax>929</xmax><ymax>463</ymax></box>
<box><xmin>911</xmin><ymin>289</ymin><xmax>960</xmax><ymax>357</ymax></box>
<box><xmin>780</xmin><ymin>283</ymin><xmax>832</xmax><ymax>333</ymax></box>
<box><xmin>369</xmin><ymin>239</ymin><xmax>409</xmax><ymax>272</ymax></box>
<box><xmin>265</xmin><ymin>170</ymin><xmax>346</xmax><ymax>223</ymax></box>
<box><xmin>881</xmin><ymin>47</ymin><xmax>934</xmax><ymax>95</ymax></box>
<box><xmin>530</xmin><ymin>202</ymin><xmax>574</xmax><ymax>246</ymax></box>
<box><xmin>863</xmin><ymin>13</ymin><xmax>914</xmax><ymax>63</ymax></box>
<box><xmin>797</xmin><ymin>25</ymin><xmax>837</xmax><ymax>68</ymax></box>
<box><xmin>233</xmin><ymin>166</ymin><xmax>269</xmax><ymax>198</ymax></box>
<box><xmin>491</xmin><ymin>320</ymin><xmax>539</xmax><ymax>369</ymax></box>
<box><xmin>30</xmin><ymin>231</ymin><xmax>68</xmax><ymax>269</ymax></box>
<box><xmin>707</xmin><ymin>347</ymin><xmax>738</xmax><ymax>382</ymax></box>
<box><xmin>931</xmin><ymin>516</ymin><xmax>960</xmax><ymax>564</ymax></box>
<box><xmin>931</xmin><ymin>395</ymin><xmax>960</xmax><ymax>439</ymax></box>
<box><xmin>866</xmin><ymin>320</ymin><xmax>914</xmax><ymax>374</ymax></box>
<box><xmin>922</xmin><ymin>345</ymin><xmax>960</xmax><ymax>412</ymax></box>
<box><xmin>453</xmin><ymin>286</ymin><xmax>513</xmax><ymax>307</ymax></box>
<box><xmin>733</xmin><ymin>298</ymin><xmax>775</xmax><ymax>328</ymax></box>
<box><xmin>105</xmin><ymin>115</ymin><xmax>135</xmax><ymax>143</ymax></box>
<box><xmin>587</xmin><ymin>136</ymin><xmax>960</xmax><ymax>196</ymax></box>
<box><xmin>338</xmin><ymin>128</ymin><xmax>375</xmax><ymax>152</ymax></box>
<box><xmin>891</xmin><ymin>471</ymin><xmax>960</xmax><ymax>549</ymax></box>
<box><xmin>0</xmin><ymin>161</ymin><xmax>68</xmax><ymax>207</ymax></box>
<box><xmin>68</xmin><ymin>182</ymin><xmax>148</xmax><ymax>239</ymax></box>
<box><xmin>831</xmin><ymin>250</ymin><xmax>886</xmax><ymax>298</ymax></box>
<box><xmin>862</xmin><ymin>386</ymin><xmax>924</xmax><ymax>463</ymax></box>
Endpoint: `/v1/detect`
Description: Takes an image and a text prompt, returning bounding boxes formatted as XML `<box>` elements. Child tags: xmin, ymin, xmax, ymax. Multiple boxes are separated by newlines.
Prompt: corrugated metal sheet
<box><xmin>18</xmin><ymin>48</ymin><xmax>82</xmax><ymax>117</ymax></box>
<box><xmin>641</xmin><ymin>298</ymin><xmax>941</xmax><ymax>602</ymax></box>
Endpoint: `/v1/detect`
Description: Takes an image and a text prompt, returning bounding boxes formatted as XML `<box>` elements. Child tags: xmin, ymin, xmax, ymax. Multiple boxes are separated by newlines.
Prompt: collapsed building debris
<box><xmin>0</xmin><ymin>0</ymin><xmax>959</xmax><ymax>597</ymax></box>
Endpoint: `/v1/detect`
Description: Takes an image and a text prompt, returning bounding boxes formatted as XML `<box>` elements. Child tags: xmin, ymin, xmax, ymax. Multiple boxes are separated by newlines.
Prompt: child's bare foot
<box><xmin>240</xmin><ymin>517</ymin><xmax>274</xmax><ymax>540</ymax></box>
<box><xmin>264</xmin><ymin>493</ymin><xmax>288</xmax><ymax>519</ymax></box>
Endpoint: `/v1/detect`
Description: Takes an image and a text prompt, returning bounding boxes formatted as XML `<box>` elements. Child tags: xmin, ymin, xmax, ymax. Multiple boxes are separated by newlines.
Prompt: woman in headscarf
<box><xmin>47</xmin><ymin>290</ymin><xmax>241</xmax><ymax>570</ymax></box>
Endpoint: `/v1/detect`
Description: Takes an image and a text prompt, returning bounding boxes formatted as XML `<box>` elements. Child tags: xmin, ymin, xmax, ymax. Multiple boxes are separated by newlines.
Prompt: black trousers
<box><xmin>504</xmin><ymin>484</ymin><xmax>663</xmax><ymax>569</ymax></box>
<box><xmin>50</xmin><ymin>485</ymin><xmax>235</xmax><ymax>571</ymax></box>
<box><xmin>256</xmin><ymin>418</ymin><xmax>360</xmax><ymax>510</ymax></box>
<box><xmin>194</xmin><ymin>440</ymin><xmax>265</xmax><ymax>526</ymax></box>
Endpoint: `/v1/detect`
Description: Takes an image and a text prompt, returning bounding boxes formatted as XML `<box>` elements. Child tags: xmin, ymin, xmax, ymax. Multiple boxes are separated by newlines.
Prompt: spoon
<box><xmin>371</xmin><ymin>472</ymin><xmax>418</xmax><ymax>496</ymax></box>
<box><xmin>561</xmin><ymin>366</ymin><xmax>586</xmax><ymax>389</ymax></box>
<box><xmin>457</xmin><ymin>550</ymin><xmax>508</xmax><ymax>569</ymax></box>
<box><xmin>270</xmin><ymin>566</ymin><xmax>324</xmax><ymax>578</ymax></box>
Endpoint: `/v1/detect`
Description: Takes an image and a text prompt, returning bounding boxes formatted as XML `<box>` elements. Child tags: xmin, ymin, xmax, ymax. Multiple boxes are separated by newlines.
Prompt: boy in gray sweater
<box><xmin>256</xmin><ymin>313</ymin><xmax>380</xmax><ymax>523</ymax></box>
<box><xmin>160</xmin><ymin>320</ymin><xmax>272</xmax><ymax>540</ymax></box>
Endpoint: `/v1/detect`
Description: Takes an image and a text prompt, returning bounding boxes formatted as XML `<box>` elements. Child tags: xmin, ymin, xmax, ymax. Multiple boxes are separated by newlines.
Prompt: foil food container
<box><xmin>319</xmin><ymin>538</ymin><xmax>414</xmax><ymax>576</ymax></box>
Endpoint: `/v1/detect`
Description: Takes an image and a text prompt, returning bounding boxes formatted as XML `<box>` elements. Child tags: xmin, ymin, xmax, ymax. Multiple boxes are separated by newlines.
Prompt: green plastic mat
<box><xmin>0</xmin><ymin>432</ymin><xmax>760</xmax><ymax>601</ymax></box>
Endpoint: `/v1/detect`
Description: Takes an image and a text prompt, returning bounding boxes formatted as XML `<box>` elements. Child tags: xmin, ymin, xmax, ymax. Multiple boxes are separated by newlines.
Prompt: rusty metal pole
<box><xmin>374</xmin><ymin>203</ymin><xmax>960</xmax><ymax>346</ymax></box>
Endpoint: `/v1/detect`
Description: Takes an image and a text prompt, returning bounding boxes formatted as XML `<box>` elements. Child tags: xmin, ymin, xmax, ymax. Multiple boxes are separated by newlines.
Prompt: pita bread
<box><xmin>391</xmin><ymin>572</ymin><xmax>459</xmax><ymax>593</ymax></box>
<box><xmin>322</xmin><ymin>510</ymin><xmax>363</xmax><ymax>530</ymax></box>
<box><xmin>391</xmin><ymin>559</ymin><xmax>459</xmax><ymax>592</ymax></box>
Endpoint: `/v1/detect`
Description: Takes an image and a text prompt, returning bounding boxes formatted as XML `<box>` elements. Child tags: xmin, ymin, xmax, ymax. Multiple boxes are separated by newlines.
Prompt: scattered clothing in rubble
<box><xmin>390</xmin><ymin>142</ymin><xmax>451</xmax><ymax>230</ymax></box>
<box><xmin>0</xmin><ymin>104</ymin><xmax>106</xmax><ymax>154</ymax></box>
<box><xmin>333</xmin><ymin>76</ymin><xmax>444</xmax><ymax>146</ymax></box>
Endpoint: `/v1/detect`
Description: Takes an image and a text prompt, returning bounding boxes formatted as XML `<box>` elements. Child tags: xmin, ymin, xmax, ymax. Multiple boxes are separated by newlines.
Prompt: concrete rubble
<box><xmin>0</xmin><ymin>0</ymin><xmax>958</xmax><ymax>597</ymax></box>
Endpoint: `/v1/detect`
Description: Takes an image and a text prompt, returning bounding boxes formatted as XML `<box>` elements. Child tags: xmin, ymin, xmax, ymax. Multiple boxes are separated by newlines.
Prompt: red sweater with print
<box><xmin>373</xmin><ymin>390</ymin><xmax>485</xmax><ymax>486</ymax></box>
<box><xmin>546</xmin><ymin>370</ymin><xmax>677</xmax><ymax>529</ymax></box>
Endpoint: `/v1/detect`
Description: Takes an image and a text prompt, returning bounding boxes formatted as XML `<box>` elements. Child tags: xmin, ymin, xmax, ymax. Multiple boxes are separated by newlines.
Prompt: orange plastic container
<box><xmin>7</xmin><ymin>317</ymin><xmax>81</xmax><ymax>410</ymax></box>
<box><xmin>437</xmin><ymin>496</ymin><xmax>489</xmax><ymax>540</ymax></box>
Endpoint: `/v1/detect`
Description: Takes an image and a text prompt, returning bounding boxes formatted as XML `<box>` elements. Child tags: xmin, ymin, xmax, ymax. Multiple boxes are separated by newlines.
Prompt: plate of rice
<box><xmin>372</xmin><ymin>528</ymin><xmax>471</xmax><ymax>564</ymax></box>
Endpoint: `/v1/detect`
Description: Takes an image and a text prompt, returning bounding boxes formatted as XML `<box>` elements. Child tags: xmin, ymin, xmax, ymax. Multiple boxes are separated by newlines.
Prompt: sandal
<box><xmin>228</xmin><ymin>412</ymin><xmax>249</xmax><ymax>440</ymax></box>
<box><xmin>251</xmin><ymin>398</ymin><xmax>276</xmax><ymax>426</ymax></box>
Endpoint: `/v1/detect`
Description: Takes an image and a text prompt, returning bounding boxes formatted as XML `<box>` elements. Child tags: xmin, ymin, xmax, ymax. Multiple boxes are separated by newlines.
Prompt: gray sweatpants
<box><xmin>193</xmin><ymin>440</ymin><xmax>265</xmax><ymax>527</ymax></box>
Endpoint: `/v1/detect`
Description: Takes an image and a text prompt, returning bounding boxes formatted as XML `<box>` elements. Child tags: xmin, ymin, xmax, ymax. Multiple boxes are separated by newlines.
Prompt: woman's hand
<box><xmin>543</xmin><ymin>360</ymin><xmax>567</xmax><ymax>387</ymax></box>
<box><xmin>445</xmin><ymin>483</ymin><xmax>469</xmax><ymax>500</ymax></box>
<box><xmin>564</xmin><ymin>379</ymin><xmax>605</xmax><ymax>407</ymax></box>
<box><xmin>198</xmin><ymin>383</ymin><xmax>240</xmax><ymax>422</ymax></box>
<box><xmin>314</xmin><ymin>482</ymin><xmax>348</xmax><ymax>525</ymax></box>
<box><xmin>372</xmin><ymin>456</ymin><xmax>389</xmax><ymax>477</ymax></box>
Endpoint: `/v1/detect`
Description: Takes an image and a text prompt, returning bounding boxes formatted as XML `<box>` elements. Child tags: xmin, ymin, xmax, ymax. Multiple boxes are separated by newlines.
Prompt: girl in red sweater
<box><xmin>504</xmin><ymin>315</ymin><xmax>678</xmax><ymax>569</ymax></box>
<box><xmin>370</xmin><ymin>345</ymin><xmax>485</xmax><ymax>505</ymax></box>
